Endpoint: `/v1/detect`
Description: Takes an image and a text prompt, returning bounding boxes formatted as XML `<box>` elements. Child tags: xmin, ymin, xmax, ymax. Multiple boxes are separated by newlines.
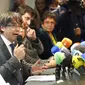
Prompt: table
<box><xmin>25</xmin><ymin>68</ymin><xmax>55</xmax><ymax>85</ymax></box>
<box><xmin>25</xmin><ymin>81</ymin><xmax>55</xmax><ymax>85</ymax></box>
<box><xmin>25</xmin><ymin>68</ymin><xmax>85</xmax><ymax>85</ymax></box>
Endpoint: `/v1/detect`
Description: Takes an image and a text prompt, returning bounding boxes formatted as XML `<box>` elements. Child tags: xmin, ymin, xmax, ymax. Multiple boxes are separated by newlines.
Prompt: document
<box><xmin>26</xmin><ymin>75</ymin><xmax>55</xmax><ymax>82</ymax></box>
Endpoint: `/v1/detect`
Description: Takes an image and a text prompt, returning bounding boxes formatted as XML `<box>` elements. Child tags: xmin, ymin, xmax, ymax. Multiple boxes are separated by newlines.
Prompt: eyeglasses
<box><xmin>6</xmin><ymin>23</ymin><xmax>22</xmax><ymax>28</ymax></box>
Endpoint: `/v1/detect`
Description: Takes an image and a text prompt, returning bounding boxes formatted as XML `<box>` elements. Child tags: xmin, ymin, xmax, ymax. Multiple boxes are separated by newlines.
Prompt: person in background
<box><xmin>11</xmin><ymin>0</ymin><xmax>26</xmax><ymax>11</ymax></box>
<box><xmin>34</xmin><ymin>0</ymin><xmax>49</xmax><ymax>29</ymax></box>
<box><xmin>37</xmin><ymin>11</ymin><xmax>57</xmax><ymax>59</ymax></box>
<box><xmin>74</xmin><ymin>0</ymin><xmax>85</xmax><ymax>41</ymax></box>
<box><xmin>16</xmin><ymin>5</ymin><xmax>44</xmax><ymax>67</ymax></box>
<box><xmin>49</xmin><ymin>0</ymin><xmax>59</xmax><ymax>12</ymax></box>
<box><xmin>54</xmin><ymin>0</ymin><xmax>77</xmax><ymax>42</ymax></box>
<box><xmin>18</xmin><ymin>27</ymin><xmax>44</xmax><ymax>66</ymax></box>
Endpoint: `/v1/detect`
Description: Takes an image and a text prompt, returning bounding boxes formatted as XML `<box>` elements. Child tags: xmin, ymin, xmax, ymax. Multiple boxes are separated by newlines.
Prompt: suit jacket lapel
<box><xmin>0</xmin><ymin>36</ymin><xmax>23</xmax><ymax>84</ymax></box>
<box><xmin>0</xmin><ymin>36</ymin><xmax>11</xmax><ymax>60</ymax></box>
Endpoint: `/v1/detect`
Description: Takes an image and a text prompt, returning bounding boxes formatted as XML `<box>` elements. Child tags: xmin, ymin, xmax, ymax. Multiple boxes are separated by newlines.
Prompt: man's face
<box><xmin>15</xmin><ymin>0</ymin><xmax>25</xmax><ymax>5</ymax></box>
<box><xmin>2</xmin><ymin>25</ymin><xmax>20</xmax><ymax>42</ymax></box>
<box><xmin>42</xmin><ymin>17</ymin><xmax>56</xmax><ymax>32</ymax></box>
<box><xmin>20</xmin><ymin>0</ymin><xmax>25</xmax><ymax>4</ymax></box>
<box><xmin>36</xmin><ymin>0</ymin><xmax>45</xmax><ymax>12</ymax></box>
<box><xmin>82</xmin><ymin>0</ymin><xmax>85</xmax><ymax>7</ymax></box>
<box><xmin>22</xmin><ymin>12</ymin><xmax>32</xmax><ymax>28</ymax></box>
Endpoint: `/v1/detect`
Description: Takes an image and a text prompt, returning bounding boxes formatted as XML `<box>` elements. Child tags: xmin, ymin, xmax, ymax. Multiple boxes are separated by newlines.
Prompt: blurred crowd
<box><xmin>0</xmin><ymin>0</ymin><xmax>85</xmax><ymax>85</ymax></box>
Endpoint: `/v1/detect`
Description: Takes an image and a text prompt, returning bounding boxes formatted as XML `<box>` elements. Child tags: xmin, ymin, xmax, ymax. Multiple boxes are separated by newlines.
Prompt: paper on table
<box><xmin>26</xmin><ymin>75</ymin><xmax>55</xmax><ymax>82</ymax></box>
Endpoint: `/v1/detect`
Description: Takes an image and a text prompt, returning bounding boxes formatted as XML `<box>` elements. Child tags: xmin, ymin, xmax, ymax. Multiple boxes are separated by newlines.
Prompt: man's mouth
<box><xmin>13</xmin><ymin>33</ymin><xmax>18</xmax><ymax>36</ymax></box>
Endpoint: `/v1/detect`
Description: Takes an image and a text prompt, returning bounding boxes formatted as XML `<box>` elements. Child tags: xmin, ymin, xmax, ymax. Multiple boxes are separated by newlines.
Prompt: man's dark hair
<box><xmin>41</xmin><ymin>11</ymin><xmax>57</xmax><ymax>23</ymax></box>
<box><xmin>0</xmin><ymin>12</ymin><xmax>22</xmax><ymax>33</ymax></box>
<box><xmin>16</xmin><ymin>5</ymin><xmax>36</xmax><ymax>18</ymax></box>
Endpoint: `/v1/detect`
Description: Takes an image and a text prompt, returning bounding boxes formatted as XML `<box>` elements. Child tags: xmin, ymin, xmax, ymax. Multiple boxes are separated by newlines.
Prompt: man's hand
<box><xmin>43</xmin><ymin>57</ymin><xmax>56</xmax><ymax>68</ymax></box>
<box><xmin>31</xmin><ymin>64</ymin><xmax>47</xmax><ymax>75</ymax></box>
<box><xmin>32</xmin><ymin>59</ymin><xmax>41</xmax><ymax>66</ymax></box>
<box><xmin>26</xmin><ymin>27</ymin><xmax>37</xmax><ymax>40</ymax></box>
<box><xmin>74</xmin><ymin>27</ymin><xmax>81</xmax><ymax>36</ymax></box>
<box><xmin>14</xmin><ymin>44</ymin><xmax>25</xmax><ymax>60</ymax></box>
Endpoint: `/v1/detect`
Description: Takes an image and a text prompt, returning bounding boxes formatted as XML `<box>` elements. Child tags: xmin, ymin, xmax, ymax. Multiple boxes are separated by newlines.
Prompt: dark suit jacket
<box><xmin>23</xmin><ymin>37</ymin><xmax>43</xmax><ymax>66</ymax></box>
<box><xmin>0</xmin><ymin>35</ymin><xmax>31</xmax><ymax>85</ymax></box>
<box><xmin>37</xmin><ymin>28</ymin><xmax>57</xmax><ymax>59</ymax></box>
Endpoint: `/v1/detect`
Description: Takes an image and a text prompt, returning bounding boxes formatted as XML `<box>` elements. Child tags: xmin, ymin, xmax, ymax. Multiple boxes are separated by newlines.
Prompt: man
<box><xmin>17</xmin><ymin>5</ymin><xmax>44</xmax><ymax>66</ymax></box>
<box><xmin>0</xmin><ymin>12</ymin><xmax>45</xmax><ymax>85</ymax></box>
<box><xmin>34</xmin><ymin>0</ymin><xmax>48</xmax><ymax>29</ymax></box>
<box><xmin>74</xmin><ymin>0</ymin><xmax>85</xmax><ymax>41</ymax></box>
<box><xmin>0</xmin><ymin>12</ymin><xmax>26</xmax><ymax>85</ymax></box>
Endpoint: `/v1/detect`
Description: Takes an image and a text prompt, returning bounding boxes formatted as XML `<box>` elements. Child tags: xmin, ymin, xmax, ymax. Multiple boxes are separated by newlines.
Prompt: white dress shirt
<box><xmin>1</xmin><ymin>34</ymin><xmax>13</xmax><ymax>57</ymax></box>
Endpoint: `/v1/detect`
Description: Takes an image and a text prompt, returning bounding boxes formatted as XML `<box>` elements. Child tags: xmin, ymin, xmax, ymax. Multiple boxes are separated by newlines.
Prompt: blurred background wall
<box><xmin>0</xmin><ymin>0</ymin><xmax>10</xmax><ymax>15</ymax></box>
<box><xmin>0</xmin><ymin>0</ymin><xmax>35</xmax><ymax>15</ymax></box>
<box><xmin>25</xmin><ymin>0</ymin><xmax>35</xmax><ymax>8</ymax></box>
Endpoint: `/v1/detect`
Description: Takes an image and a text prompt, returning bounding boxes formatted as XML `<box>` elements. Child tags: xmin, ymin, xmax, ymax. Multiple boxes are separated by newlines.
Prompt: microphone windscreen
<box><xmin>55</xmin><ymin>42</ymin><xmax>63</xmax><ymax>49</ymax></box>
<box><xmin>73</xmin><ymin>45</ymin><xmax>85</xmax><ymax>53</ymax></box>
<box><xmin>81</xmin><ymin>53</ymin><xmax>85</xmax><ymax>61</ymax></box>
<box><xmin>72</xmin><ymin>55</ymin><xmax>84</xmax><ymax>69</ymax></box>
<box><xmin>60</xmin><ymin>47</ymin><xmax>71</xmax><ymax>59</ymax></box>
<box><xmin>80</xmin><ymin>41</ymin><xmax>85</xmax><ymax>46</ymax></box>
<box><xmin>84</xmin><ymin>62</ymin><xmax>85</xmax><ymax>67</ymax></box>
<box><xmin>51</xmin><ymin>46</ymin><xmax>60</xmax><ymax>55</ymax></box>
<box><xmin>70</xmin><ymin>42</ymin><xmax>80</xmax><ymax>52</ymax></box>
<box><xmin>71</xmin><ymin>50</ymin><xmax>82</xmax><ymax>56</ymax></box>
<box><xmin>17</xmin><ymin>35</ymin><xmax>23</xmax><ymax>46</ymax></box>
<box><xmin>62</xmin><ymin>37</ymin><xmax>72</xmax><ymax>48</ymax></box>
<box><xmin>54</xmin><ymin>52</ymin><xmax>65</xmax><ymax>65</ymax></box>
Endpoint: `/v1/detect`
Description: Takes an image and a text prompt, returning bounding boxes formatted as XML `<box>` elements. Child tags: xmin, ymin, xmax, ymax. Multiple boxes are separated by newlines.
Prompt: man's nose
<box><xmin>16</xmin><ymin>27</ymin><xmax>22</xmax><ymax>33</ymax></box>
<box><xmin>17</xmin><ymin>27</ymin><xmax>21</xmax><ymax>30</ymax></box>
<box><xmin>19</xmin><ymin>28</ymin><xmax>24</xmax><ymax>33</ymax></box>
<box><xmin>48</xmin><ymin>23</ymin><xmax>53</xmax><ymax>26</ymax></box>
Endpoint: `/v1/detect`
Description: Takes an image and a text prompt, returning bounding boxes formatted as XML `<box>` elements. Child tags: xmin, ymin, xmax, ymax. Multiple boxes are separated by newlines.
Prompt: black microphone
<box><xmin>17</xmin><ymin>35</ymin><xmax>23</xmax><ymax>46</ymax></box>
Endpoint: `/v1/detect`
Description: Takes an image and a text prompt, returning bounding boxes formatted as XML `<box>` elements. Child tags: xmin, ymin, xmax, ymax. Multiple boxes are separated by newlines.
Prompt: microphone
<box><xmin>72</xmin><ymin>55</ymin><xmax>84</xmax><ymax>69</ymax></box>
<box><xmin>71</xmin><ymin>50</ymin><xmax>82</xmax><ymax>56</ymax></box>
<box><xmin>80</xmin><ymin>41</ymin><xmax>85</xmax><ymax>46</ymax></box>
<box><xmin>51</xmin><ymin>42</ymin><xmax>63</xmax><ymax>55</ymax></box>
<box><xmin>73</xmin><ymin>45</ymin><xmax>85</xmax><ymax>53</ymax></box>
<box><xmin>81</xmin><ymin>53</ymin><xmax>85</xmax><ymax>61</ymax></box>
<box><xmin>60</xmin><ymin>47</ymin><xmax>72</xmax><ymax>66</ymax></box>
<box><xmin>70</xmin><ymin>42</ymin><xmax>80</xmax><ymax>52</ymax></box>
<box><xmin>51</xmin><ymin>45</ymin><xmax>72</xmax><ymax>60</ymax></box>
<box><xmin>61</xmin><ymin>37</ymin><xmax>72</xmax><ymax>48</ymax></box>
<box><xmin>51</xmin><ymin>46</ymin><xmax>60</xmax><ymax>55</ymax></box>
<box><xmin>54</xmin><ymin>52</ymin><xmax>65</xmax><ymax>65</ymax></box>
<box><xmin>17</xmin><ymin>35</ymin><xmax>23</xmax><ymax>46</ymax></box>
<box><xmin>55</xmin><ymin>42</ymin><xmax>63</xmax><ymax>49</ymax></box>
<box><xmin>60</xmin><ymin>47</ymin><xmax>71</xmax><ymax>58</ymax></box>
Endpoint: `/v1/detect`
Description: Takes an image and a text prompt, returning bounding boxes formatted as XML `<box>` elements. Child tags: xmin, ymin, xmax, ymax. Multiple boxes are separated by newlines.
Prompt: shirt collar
<box><xmin>1</xmin><ymin>34</ymin><xmax>12</xmax><ymax>47</ymax></box>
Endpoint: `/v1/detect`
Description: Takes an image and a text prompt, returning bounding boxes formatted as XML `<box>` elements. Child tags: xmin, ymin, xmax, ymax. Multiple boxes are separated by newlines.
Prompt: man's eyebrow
<box><xmin>25</xmin><ymin>17</ymin><xmax>33</xmax><ymax>20</ymax></box>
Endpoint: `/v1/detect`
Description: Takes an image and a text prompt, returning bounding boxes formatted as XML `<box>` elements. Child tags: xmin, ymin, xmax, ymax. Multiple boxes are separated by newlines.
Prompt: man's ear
<box><xmin>0</xmin><ymin>26</ymin><xmax>6</xmax><ymax>32</ymax></box>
